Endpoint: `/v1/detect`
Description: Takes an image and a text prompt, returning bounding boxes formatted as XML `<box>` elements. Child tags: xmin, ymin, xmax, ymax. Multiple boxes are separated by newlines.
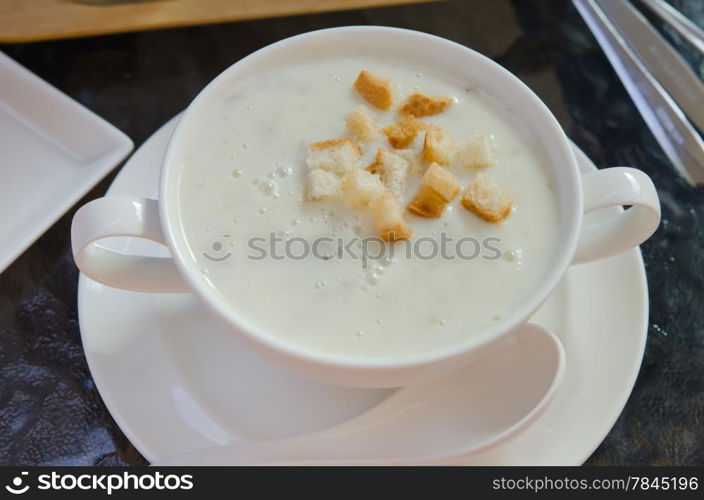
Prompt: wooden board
<box><xmin>0</xmin><ymin>0</ymin><xmax>433</xmax><ymax>43</ymax></box>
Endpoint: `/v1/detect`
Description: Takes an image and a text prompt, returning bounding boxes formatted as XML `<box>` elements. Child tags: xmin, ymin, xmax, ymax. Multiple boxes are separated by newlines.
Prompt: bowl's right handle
<box><xmin>71</xmin><ymin>196</ymin><xmax>190</xmax><ymax>293</ymax></box>
<box><xmin>573</xmin><ymin>167</ymin><xmax>660</xmax><ymax>264</ymax></box>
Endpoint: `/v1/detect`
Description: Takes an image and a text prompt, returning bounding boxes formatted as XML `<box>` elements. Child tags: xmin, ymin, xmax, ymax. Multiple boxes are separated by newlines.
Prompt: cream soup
<box><xmin>176</xmin><ymin>55</ymin><xmax>559</xmax><ymax>360</ymax></box>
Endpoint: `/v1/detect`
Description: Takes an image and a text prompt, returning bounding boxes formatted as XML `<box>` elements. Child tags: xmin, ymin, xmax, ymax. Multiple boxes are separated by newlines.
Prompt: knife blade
<box><xmin>596</xmin><ymin>0</ymin><xmax>704</xmax><ymax>133</ymax></box>
<box><xmin>639</xmin><ymin>0</ymin><xmax>704</xmax><ymax>55</ymax></box>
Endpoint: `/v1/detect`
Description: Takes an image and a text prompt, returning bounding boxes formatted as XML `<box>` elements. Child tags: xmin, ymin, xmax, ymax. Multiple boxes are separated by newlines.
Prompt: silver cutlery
<box><xmin>574</xmin><ymin>0</ymin><xmax>704</xmax><ymax>185</ymax></box>
<box><xmin>640</xmin><ymin>0</ymin><xmax>704</xmax><ymax>54</ymax></box>
<box><xmin>597</xmin><ymin>0</ymin><xmax>704</xmax><ymax>133</ymax></box>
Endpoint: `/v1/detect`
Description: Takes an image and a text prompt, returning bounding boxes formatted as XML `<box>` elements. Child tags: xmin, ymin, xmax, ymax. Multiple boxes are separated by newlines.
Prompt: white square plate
<box><xmin>0</xmin><ymin>51</ymin><xmax>133</xmax><ymax>273</ymax></box>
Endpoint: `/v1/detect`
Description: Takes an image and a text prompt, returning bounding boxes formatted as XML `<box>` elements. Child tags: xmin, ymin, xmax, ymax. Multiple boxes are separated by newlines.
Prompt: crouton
<box><xmin>346</xmin><ymin>105</ymin><xmax>381</xmax><ymax>144</ymax></box>
<box><xmin>407</xmin><ymin>163</ymin><xmax>460</xmax><ymax>218</ymax></box>
<box><xmin>383</xmin><ymin>115</ymin><xmax>425</xmax><ymax>149</ymax></box>
<box><xmin>399</xmin><ymin>92</ymin><xmax>452</xmax><ymax>117</ymax></box>
<box><xmin>395</xmin><ymin>148</ymin><xmax>426</xmax><ymax>176</ymax></box>
<box><xmin>306</xmin><ymin>169</ymin><xmax>342</xmax><ymax>201</ymax></box>
<box><xmin>341</xmin><ymin>169</ymin><xmax>386</xmax><ymax>208</ymax></box>
<box><xmin>306</xmin><ymin>138</ymin><xmax>362</xmax><ymax>176</ymax></box>
<box><xmin>456</xmin><ymin>135</ymin><xmax>497</xmax><ymax>169</ymax></box>
<box><xmin>421</xmin><ymin>125</ymin><xmax>455</xmax><ymax>166</ymax></box>
<box><xmin>369</xmin><ymin>192</ymin><xmax>413</xmax><ymax>242</ymax></box>
<box><xmin>461</xmin><ymin>173</ymin><xmax>513</xmax><ymax>223</ymax></box>
<box><xmin>367</xmin><ymin>148</ymin><xmax>410</xmax><ymax>198</ymax></box>
<box><xmin>353</xmin><ymin>70</ymin><xmax>393</xmax><ymax>110</ymax></box>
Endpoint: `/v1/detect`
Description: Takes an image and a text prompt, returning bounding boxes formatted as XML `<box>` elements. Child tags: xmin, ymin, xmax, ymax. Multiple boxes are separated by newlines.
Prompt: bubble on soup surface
<box><xmin>503</xmin><ymin>249</ymin><xmax>523</xmax><ymax>263</ymax></box>
<box><xmin>258</xmin><ymin>180</ymin><xmax>279</xmax><ymax>198</ymax></box>
<box><xmin>380</xmin><ymin>256</ymin><xmax>395</xmax><ymax>267</ymax></box>
<box><xmin>276</xmin><ymin>166</ymin><xmax>293</xmax><ymax>177</ymax></box>
<box><xmin>231</xmin><ymin>169</ymin><xmax>243</xmax><ymax>178</ymax></box>
<box><xmin>365</xmin><ymin>273</ymin><xmax>379</xmax><ymax>286</ymax></box>
<box><xmin>430</xmin><ymin>316</ymin><xmax>446</xmax><ymax>325</ymax></box>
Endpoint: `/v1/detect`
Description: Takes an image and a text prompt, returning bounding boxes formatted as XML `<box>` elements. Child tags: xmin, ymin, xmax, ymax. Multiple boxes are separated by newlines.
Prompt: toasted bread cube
<box><xmin>422</xmin><ymin>163</ymin><xmax>461</xmax><ymax>201</ymax></box>
<box><xmin>341</xmin><ymin>169</ymin><xmax>386</xmax><ymax>208</ymax></box>
<box><xmin>395</xmin><ymin>148</ymin><xmax>426</xmax><ymax>176</ymax></box>
<box><xmin>354</xmin><ymin>70</ymin><xmax>393</xmax><ymax>110</ymax></box>
<box><xmin>346</xmin><ymin>105</ymin><xmax>381</xmax><ymax>144</ymax></box>
<box><xmin>407</xmin><ymin>163</ymin><xmax>460</xmax><ymax>218</ymax></box>
<box><xmin>383</xmin><ymin>115</ymin><xmax>425</xmax><ymax>149</ymax></box>
<box><xmin>407</xmin><ymin>185</ymin><xmax>446</xmax><ymax>218</ymax></box>
<box><xmin>457</xmin><ymin>135</ymin><xmax>497</xmax><ymax>169</ymax></box>
<box><xmin>306</xmin><ymin>138</ymin><xmax>362</xmax><ymax>176</ymax></box>
<box><xmin>399</xmin><ymin>92</ymin><xmax>452</xmax><ymax>117</ymax></box>
<box><xmin>306</xmin><ymin>169</ymin><xmax>342</xmax><ymax>201</ymax></box>
<box><xmin>367</xmin><ymin>148</ymin><xmax>409</xmax><ymax>198</ymax></box>
<box><xmin>369</xmin><ymin>192</ymin><xmax>413</xmax><ymax>242</ymax></box>
<box><xmin>422</xmin><ymin>125</ymin><xmax>455</xmax><ymax>166</ymax></box>
<box><xmin>461</xmin><ymin>173</ymin><xmax>513</xmax><ymax>223</ymax></box>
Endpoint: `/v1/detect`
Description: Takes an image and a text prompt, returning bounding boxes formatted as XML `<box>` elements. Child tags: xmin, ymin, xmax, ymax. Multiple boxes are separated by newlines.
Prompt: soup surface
<box><xmin>176</xmin><ymin>54</ymin><xmax>559</xmax><ymax>360</ymax></box>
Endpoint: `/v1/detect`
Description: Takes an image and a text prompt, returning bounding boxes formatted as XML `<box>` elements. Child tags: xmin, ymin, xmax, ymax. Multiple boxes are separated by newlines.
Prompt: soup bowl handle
<box><xmin>573</xmin><ymin>167</ymin><xmax>660</xmax><ymax>264</ymax></box>
<box><xmin>71</xmin><ymin>196</ymin><xmax>190</xmax><ymax>293</ymax></box>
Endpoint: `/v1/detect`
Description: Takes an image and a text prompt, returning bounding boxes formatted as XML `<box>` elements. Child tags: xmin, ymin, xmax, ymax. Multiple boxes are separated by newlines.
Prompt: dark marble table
<box><xmin>1</xmin><ymin>0</ymin><xmax>702</xmax><ymax>466</ymax></box>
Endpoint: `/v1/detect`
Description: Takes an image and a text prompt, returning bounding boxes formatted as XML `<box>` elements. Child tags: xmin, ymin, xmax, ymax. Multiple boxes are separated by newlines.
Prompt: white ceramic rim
<box><xmin>159</xmin><ymin>26</ymin><xmax>582</xmax><ymax>371</ymax></box>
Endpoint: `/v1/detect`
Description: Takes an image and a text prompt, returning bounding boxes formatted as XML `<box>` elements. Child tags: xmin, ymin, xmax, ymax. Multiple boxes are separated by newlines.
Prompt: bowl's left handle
<box><xmin>71</xmin><ymin>196</ymin><xmax>190</xmax><ymax>293</ymax></box>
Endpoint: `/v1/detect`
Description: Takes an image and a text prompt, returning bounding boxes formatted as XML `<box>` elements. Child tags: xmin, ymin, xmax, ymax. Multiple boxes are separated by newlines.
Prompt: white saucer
<box><xmin>78</xmin><ymin>115</ymin><xmax>649</xmax><ymax>465</ymax></box>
